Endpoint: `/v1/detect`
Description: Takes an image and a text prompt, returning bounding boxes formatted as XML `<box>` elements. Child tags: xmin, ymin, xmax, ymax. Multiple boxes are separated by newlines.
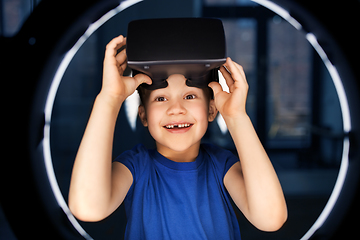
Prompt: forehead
<box><xmin>151</xmin><ymin>74</ymin><xmax>204</xmax><ymax>94</ymax></box>
<box><xmin>166</xmin><ymin>74</ymin><xmax>188</xmax><ymax>87</ymax></box>
<box><xmin>167</xmin><ymin>73</ymin><xmax>186</xmax><ymax>81</ymax></box>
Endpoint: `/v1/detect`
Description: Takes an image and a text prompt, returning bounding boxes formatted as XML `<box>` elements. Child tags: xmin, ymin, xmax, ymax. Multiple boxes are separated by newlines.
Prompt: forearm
<box><xmin>225</xmin><ymin>113</ymin><xmax>287</xmax><ymax>229</ymax></box>
<box><xmin>68</xmin><ymin>92</ymin><xmax>123</xmax><ymax>219</ymax></box>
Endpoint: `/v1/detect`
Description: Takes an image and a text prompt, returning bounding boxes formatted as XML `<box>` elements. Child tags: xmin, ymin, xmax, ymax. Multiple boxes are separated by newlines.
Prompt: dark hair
<box><xmin>137</xmin><ymin>85</ymin><xmax>152</xmax><ymax>106</ymax></box>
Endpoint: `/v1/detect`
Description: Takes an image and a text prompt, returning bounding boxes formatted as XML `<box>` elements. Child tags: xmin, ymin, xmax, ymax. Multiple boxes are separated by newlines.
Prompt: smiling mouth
<box><xmin>164</xmin><ymin>123</ymin><xmax>192</xmax><ymax>129</ymax></box>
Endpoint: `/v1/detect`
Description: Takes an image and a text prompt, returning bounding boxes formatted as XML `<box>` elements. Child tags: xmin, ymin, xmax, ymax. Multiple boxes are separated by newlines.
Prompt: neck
<box><xmin>156</xmin><ymin>142</ymin><xmax>200</xmax><ymax>162</ymax></box>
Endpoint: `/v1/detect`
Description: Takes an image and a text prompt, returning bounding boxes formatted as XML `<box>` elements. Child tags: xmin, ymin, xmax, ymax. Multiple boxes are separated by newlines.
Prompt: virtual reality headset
<box><xmin>126</xmin><ymin>18</ymin><xmax>227</xmax><ymax>90</ymax></box>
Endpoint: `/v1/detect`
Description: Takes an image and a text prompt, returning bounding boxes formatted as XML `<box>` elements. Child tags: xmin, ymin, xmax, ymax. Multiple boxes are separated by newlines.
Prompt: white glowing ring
<box><xmin>42</xmin><ymin>0</ymin><xmax>352</xmax><ymax>239</ymax></box>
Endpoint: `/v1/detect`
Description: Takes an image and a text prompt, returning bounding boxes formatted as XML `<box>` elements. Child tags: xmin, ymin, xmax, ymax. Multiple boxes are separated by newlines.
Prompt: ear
<box><xmin>208</xmin><ymin>99</ymin><xmax>218</xmax><ymax>122</ymax></box>
<box><xmin>138</xmin><ymin>105</ymin><xmax>148</xmax><ymax>127</ymax></box>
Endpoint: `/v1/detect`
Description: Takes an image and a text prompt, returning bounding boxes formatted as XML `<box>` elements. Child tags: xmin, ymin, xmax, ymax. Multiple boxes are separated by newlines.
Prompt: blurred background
<box><xmin>0</xmin><ymin>0</ymin><xmax>352</xmax><ymax>239</ymax></box>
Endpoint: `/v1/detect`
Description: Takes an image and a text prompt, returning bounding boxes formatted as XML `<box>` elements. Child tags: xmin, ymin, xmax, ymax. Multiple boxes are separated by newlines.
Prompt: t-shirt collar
<box><xmin>149</xmin><ymin>147</ymin><xmax>204</xmax><ymax>171</ymax></box>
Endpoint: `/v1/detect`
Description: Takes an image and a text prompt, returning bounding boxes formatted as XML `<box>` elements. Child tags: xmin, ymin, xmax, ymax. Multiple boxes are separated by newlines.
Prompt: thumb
<box><xmin>134</xmin><ymin>73</ymin><xmax>152</xmax><ymax>86</ymax></box>
<box><xmin>208</xmin><ymin>82</ymin><xmax>223</xmax><ymax>97</ymax></box>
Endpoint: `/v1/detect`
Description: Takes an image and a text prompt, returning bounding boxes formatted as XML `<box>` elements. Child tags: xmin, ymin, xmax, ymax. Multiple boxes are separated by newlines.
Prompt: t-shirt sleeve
<box><xmin>223</xmin><ymin>150</ymin><xmax>239</xmax><ymax>175</ymax></box>
<box><xmin>113</xmin><ymin>144</ymin><xmax>149</xmax><ymax>183</ymax></box>
<box><xmin>202</xmin><ymin>144</ymin><xmax>239</xmax><ymax>178</ymax></box>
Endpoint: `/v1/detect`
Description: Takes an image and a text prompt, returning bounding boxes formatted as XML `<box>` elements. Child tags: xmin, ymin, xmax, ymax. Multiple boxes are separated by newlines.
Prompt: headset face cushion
<box><xmin>126</xmin><ymin>18</ymin><xmax>227</xmax><ymax>90</ymax></box>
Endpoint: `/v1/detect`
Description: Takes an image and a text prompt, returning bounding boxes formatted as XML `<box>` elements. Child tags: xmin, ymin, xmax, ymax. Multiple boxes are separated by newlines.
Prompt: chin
<box><xmin>165</xmin><ymin>144</ymin><xmax>195</xmax><ymax>153</ymax></box>
<box><xmin>157</xmin><ymin>140</ymin><xmax>201</xmax><ymax>154</ymax></box>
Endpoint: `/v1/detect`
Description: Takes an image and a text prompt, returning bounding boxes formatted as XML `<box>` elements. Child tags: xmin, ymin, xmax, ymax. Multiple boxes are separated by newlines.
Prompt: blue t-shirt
<box><xmin>114</xmin><ymin>143</ymin><xmax>241</xmax><ymax>240</ymax></box>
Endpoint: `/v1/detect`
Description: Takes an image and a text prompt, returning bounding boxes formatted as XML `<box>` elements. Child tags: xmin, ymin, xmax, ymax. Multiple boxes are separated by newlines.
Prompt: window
<box><xmin>267</xmin><ymin>17</ymin><xmax>312</xmax><ymax>148</ymax></box>
<box><xmin>204</xmin><ymin>19</ymin><xmax>257</xmax><ymax>149</ymax></box>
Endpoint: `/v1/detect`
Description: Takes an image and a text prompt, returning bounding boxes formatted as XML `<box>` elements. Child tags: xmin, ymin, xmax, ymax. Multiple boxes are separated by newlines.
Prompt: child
<box><xmin>69</xmin><ymin>32</ymin><xmax>287</xmax><ymax>238</ymax></box>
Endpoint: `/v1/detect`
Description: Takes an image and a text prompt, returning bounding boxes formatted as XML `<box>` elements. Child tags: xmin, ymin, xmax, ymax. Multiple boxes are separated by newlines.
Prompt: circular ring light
<box><xmin>1</xmin><ymin>0</ymin><xmax>359</xmax><ymax>239</ymax></box>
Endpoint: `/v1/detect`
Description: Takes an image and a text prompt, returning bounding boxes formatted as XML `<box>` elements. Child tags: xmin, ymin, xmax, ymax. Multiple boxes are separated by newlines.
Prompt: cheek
<box><xmin>189</xmin><ymin>102</ymin><xmax>209</xmax><ymax>120</ymax></box>
<box><xmin>145</xmin><ymin>105</ymin><xmax>163</xmax><ymax>128</ymax></box>
<box><xmin>187</xmin><ymin>103</ymin><xmax>210</xmax><ymax>134</ymax></box>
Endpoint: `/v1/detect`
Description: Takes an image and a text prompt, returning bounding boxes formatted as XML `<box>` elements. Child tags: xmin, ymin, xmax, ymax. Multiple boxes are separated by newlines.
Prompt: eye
<box><xmin>155</xmin><ymin>96</ymin><xmax>167</xmax><ymax>102</ymax></box>
<box><xmin>184</xmin><ymin>94</ymin><xmax>196</xmax><ymax>100</ymax></box>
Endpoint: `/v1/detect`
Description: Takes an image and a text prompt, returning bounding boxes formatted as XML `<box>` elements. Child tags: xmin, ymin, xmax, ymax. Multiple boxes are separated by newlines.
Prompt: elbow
<box><xmin>69</xmin><ymin>206</ymin><xmax>107</xmax><ymax>222</ymax></box>
<box><xmin>68</xmin><ymin>199</ymin><xmax>107</xmax><ymax>222</ymax></box>
<box><xmin>261</xmin><ymin>213</ymin><xmax>287</xmax><ymax>232</ymax></box>
<box><xmin>254</xmin><ymin>207</ymin><xmax>288</xmax><ymax>232</ymax></box>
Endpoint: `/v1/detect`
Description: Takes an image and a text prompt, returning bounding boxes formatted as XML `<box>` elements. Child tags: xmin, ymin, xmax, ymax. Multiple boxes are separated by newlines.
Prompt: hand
<box><xmin>208</xmin><ymin>57</ymin><xmax>249</xmax><ymax>119</ymax></box>
<box><xmin>101</xmin><ymin>35</ymin><xmax>152</xmax><ymax>104</ymax></box>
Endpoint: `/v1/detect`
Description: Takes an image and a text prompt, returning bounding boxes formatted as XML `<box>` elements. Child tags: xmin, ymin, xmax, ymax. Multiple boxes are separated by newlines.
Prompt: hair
<box><xmin>137</xmin><ymin>84</ymin><xmax>152</xmax><ymax>107</ymax></box>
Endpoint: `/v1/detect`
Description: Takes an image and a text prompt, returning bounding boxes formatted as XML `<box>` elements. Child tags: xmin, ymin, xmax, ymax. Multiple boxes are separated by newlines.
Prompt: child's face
<box><xmin>139</xmin><ymin>74</ymin><xmax>217</xmax><ymax>156</ymax></box>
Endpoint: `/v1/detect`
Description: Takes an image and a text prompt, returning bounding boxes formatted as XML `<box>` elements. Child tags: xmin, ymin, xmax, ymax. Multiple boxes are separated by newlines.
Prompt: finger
<box><xmin>223</xmin><ymin>58</ymin><xmax>249</xmax><ymax>94</ymax></box>
<box><xmin>105</xmin><ymin>35</ymin><xmax>126</xmax><ymax>59</ymax></box>
<box><xmin>208</xmin><ymin>81</ymin><xmax>224</xmax><ymax>97</ymax></box>
<box><xmin>115</xmin><ymin>49</ymin><xmax>127</xmax><ymax>65</ymax></box>
<box><xmin>114</xmin><ymin>36</ymin><xmax>126</xmax><ymax>54</ymax></box>
<box><xmin>224</xmin><ymin>57</ymin><xmax>246</xmax><ymax>84</ymax></box>
<box><xmin>117</xmin><ymin>49</ymin><xmax>128</xmax><ymax>71</ymax></box>
<box><xmin>232</xmin><ymin>61</ymin><xmax>247</xmax><ymax>82</ymax></box>
<box><xmin>223</xmin><ymin>58</ymin><xmax>241</xmax><ymax>79</ymax></box>
<box><xmin>133</xmin><ymin>73</ymin><xmax>152</xmax><ymax>86</ymax></box>
<box><xmin>112</xmin><ymin>35</ymin><xmax>126</xmax><ymax>52</ymax></box>
<box><xmin>119</xmin><ymin>61</ymin><xmax>128</xmax><ymax>74</ymax></box>
<box><xmin>219</xmin><ymin>65</ymin><xmax>235</xmax><ymax>90</ymax></box>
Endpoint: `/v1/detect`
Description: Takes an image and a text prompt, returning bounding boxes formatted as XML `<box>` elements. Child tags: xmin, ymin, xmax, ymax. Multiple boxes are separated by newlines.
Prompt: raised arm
<box><xmin>68</xmin><ymin>35</ymin><xmax>151</xmax><ymax>221</ymax></box>
<box><xmin>209</xmin><ymin>58</ymin><xmax>287</xmax><ymax>231</ymax></box>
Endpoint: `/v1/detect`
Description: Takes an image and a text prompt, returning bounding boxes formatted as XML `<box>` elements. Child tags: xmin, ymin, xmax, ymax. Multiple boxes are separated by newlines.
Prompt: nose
<box><xmin>166</xmin><ymin>99</ymin><xmax>187</xmax><ymax>116</ymax></box>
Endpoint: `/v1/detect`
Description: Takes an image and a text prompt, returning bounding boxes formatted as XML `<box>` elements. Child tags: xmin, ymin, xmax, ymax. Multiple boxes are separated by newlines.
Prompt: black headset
<box><xmin>127</xmin><ymin>18</ymin><xmax>226</xmax><ymax>90</ymax></box>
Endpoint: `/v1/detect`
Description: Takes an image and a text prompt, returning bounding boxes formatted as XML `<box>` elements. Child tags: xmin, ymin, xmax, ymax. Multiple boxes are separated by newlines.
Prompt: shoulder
<box><xmin>201</xmin><ymin>143</ymin><xmax>237</xmax><ymax>160</ymax></box>
<box><xmin>113</xmin><ymin>144</ymin><xmax>150</xmax><ymax>163</ymax></box>
<box><xmin>201</xmin><ymin>143</ymin><xmax>239</xmax><ymax>175</ymax></box>
<box><xmin>113</xmin><ymin>144</ymin><xmax>151</xmax><ymax>180</ymax></box>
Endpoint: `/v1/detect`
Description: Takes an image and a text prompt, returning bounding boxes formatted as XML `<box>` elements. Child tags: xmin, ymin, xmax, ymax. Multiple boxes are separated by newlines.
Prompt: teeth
<box><xmin>165</xmin><ymin>123</ymin><xmax>190</xmax><ymax>129</ymax></box>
